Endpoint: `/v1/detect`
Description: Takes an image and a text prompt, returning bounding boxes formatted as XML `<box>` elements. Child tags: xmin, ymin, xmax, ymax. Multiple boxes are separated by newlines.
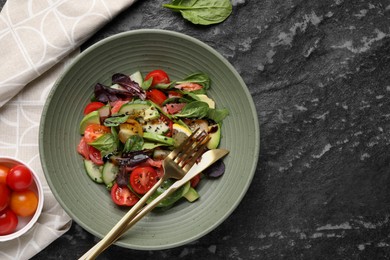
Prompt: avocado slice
<box><xmin>196</xmin><ymin>94</ymin><xmax>215</xmax><ymax>108</ymax></box>
<box><xmin>79</xmin><ymin>110</ymin><xmax>100</xmax><ymax>134</ymax></box>
<box><xmin>207</xmin><ymin>123</ymin><xmax>221</xmax><ymax>149</ymax></box>
<box><xmin>183</xmin><ymin>187</ymin><xmax>200</xmax><ymax>202</ymax></box>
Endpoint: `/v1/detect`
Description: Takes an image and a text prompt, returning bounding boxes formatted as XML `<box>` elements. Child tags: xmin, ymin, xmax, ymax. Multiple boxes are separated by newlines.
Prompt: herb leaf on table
<box><xmin>163</xmin><ymin>0</ymin><xmax>233</xmax><ymax>25</ymax></box>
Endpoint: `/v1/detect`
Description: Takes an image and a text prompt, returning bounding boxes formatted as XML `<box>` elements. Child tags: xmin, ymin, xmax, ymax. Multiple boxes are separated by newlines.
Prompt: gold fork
<box><xmin>80</xmin><ymin>128</ymin><xmax>209</xmax><ymax>259</ymax></box>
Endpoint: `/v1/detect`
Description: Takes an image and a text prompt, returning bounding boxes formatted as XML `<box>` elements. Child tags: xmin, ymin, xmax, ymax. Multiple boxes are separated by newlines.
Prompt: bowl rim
<box><xmin>39</xmin><ymin>28</ymin><xmax>260</xmax><ymax>249</ymax></box>
<box><xmin>0</xmin><ymin>156</ymin><xmax>44</xmax><ymax>242</ymax></box>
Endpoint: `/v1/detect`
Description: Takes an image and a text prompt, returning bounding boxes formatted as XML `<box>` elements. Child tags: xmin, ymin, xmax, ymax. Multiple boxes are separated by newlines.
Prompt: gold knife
<box><xmin>82</xmin><ymin>148</ymin><xmax>229</xmax><ymax>260</ymax></box>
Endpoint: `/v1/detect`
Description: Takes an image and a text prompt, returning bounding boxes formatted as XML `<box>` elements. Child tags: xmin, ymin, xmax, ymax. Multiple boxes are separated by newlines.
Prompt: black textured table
<box><xmin>10</xmin><ymin>0</ymin><xmax>390</xmax><ymax>259</ymax></box>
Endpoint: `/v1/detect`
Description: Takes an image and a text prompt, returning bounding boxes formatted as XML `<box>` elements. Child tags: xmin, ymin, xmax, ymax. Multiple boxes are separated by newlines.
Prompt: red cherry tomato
<box><xmin>0</xmin><ymin>184</ymin><xmax>10</xmax><ymax>211</ymax></box>
<box><xmin>77</xmin><ymin>137</ymin><xmax>90</xmax><ymax>159</ymax></box>
<box><xmin>146</xmin><ymin>89</ymin><xmax>167</xmax><ymax>106</ymax></box>
<box><xmin>129</xmin><ymin>166</ymin><xmax>159</xmax><ymax>195</ymax></box>
<box><xmin>6</xmin><ymin>165</ymin><xmax>33</xmax><ymax>191</ymax></box>
<box><xmin>84</xmin><ymin>124</ymin><xmax>111</xmax><ymax>144</ymax></box>
<box><xmin>0</xmin><ymin>165</ymin><xmax>10</xmax><ymax>184</ymax></box>
<box><xmin>167</xmin><ymin>90</ymin><xmax>182</xmax><ymax>98</ymax></box>
<box><xmin>145</xmin><ymin>69</ymin><xmax>170</xmax><ymax>87</ymax></box>
<box><xmin>110</xmin><ymin>183</ymin><xmax>139</xmax><ymax>206</ymax></box>
<box><xmin>190</xmin><ymin>174</ymin><xmax>201</xmax><ymax>188</ymax></box>
<box><xmin>10</xmin><ymin>190</ymin><xmax>38</xmax><ymax>217</ymax></box>
<box><xmin>88</xmin><ymin>146</ymin><xmax>104</xmax><ymax>165</ymax></box>
<box><xmin>0</xmin><ymin>208</ymin><xmax>18</xmax><ymax>235</ymax></box>
<box><xmin>83</xmin><ymin>102</ymin><xmax>105</xmax><ymax>115</ymax></box>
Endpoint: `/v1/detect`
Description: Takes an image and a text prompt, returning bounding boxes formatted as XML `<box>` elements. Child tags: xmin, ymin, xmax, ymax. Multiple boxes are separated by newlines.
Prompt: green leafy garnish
<box><xmin>175</xmin><ymin>101</ymin><xmax>209</xmax><ymax>118</ymax></box>
<box><xmin>177</xmin><ymin>72</ymin><xmax>211</xmax><ymax>89</ymax></box>
<box><xmin>207</xmin><ymin>108</ymin><xmax>229</xmax><ymax>123</ymax></box>
<box><xmin>123</xmin><ymin>135</ymin><xmax>144</xmax><ymax>152</ymax></box>
<box><xmin>104</xmin><ymin>114</ymin><xmax>129</xmax><ymax>127</ymax></box>
<box><xmin>90</xmin><ymin>133</ymin><xmax>118</xmax><ymax>156</ymax></box>
<box><xmin>163</xmin><ymin>0</ymin><xmax>233</xmax><ymax>25</ymax></box>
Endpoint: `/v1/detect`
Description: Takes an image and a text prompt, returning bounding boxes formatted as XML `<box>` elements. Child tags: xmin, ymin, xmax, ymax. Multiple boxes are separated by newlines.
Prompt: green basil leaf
<box><xmin>90</xmin><ymin>133</ymin><xmax>118</xmax><ymax>156</ymax></box>
<box><xmin>163</xmin><ymin>0</ymin><xmax>232</xmax><ymax>25</ymax></box>
<box><xmin>123</xmin><ymin>135</ymin><xmax>144</xmax><ymax>152</ymax></box>
<box><xmin>154</xmin><ymin>82</ymin><xmax>174</xmax><ymax>89</ymax></box>
<box><xmin>207</xmin><ymin>108</ymin><xmax>229</xmax><ymax>123</ymax></box>
<box><xmin>177</xmin><ymin>72</ymin><xmax>210</xmax><ymax>89</ymax></box>
<box><xmin>111</xmin><ymin>127</ymin><xmax>121</xmax><ymax>150</ymax></box>
<box><xmin>141</xmin><ymin>77</ymin><xmax>153</xmax><ymax>90</ymax></box>
<box><xmin>175</xmin><ymin>101</ymin><xmax>209</xmax><ymax>118</ymax></box>
<box><xmin>104</xmin><ymin>114</ymin><xmax>129</xmax><ymax>127</ymax></box>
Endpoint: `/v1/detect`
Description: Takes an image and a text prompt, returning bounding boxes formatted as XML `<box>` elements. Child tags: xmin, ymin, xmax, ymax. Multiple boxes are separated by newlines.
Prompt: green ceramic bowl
<box><xmin>39</xmin><ymin>29</ymin><xmax>259</xmax><ymax>250</ymax></box>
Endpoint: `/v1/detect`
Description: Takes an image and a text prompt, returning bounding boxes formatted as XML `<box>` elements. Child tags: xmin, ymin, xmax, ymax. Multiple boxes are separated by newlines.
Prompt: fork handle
<box><xmin>82</xmin><ymin>185</ymin><xmax>177</xmax><ymax>259</ymax></box>
<box><xmin>79</xmin><ymin>178</ymin><xmax>164</xmax><ymax>260</ymax></box>
<box><xmin>93</xmin><ymin>186</ymin><xmax>178</xmax><ymax>256</ymax></box>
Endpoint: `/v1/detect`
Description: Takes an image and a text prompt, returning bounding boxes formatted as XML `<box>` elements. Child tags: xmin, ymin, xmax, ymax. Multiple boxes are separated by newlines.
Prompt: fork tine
<box><xmin>181</xmin><ymin>136</ymin><xmax>210</xmax><ymax>172</ymax></box>
<box><xmin>168</xmin><ymin>128</ymin><xmax>200</xmax><ymax>160</ymax></box>
<box><xmin>175</xmin><ymin>133</ymin><xmax>208</xmax><ymax>166</ymax></box>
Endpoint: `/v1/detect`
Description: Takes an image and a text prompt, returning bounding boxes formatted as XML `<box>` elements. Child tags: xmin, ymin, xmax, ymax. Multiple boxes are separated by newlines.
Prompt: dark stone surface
<box><xmin>5</xmin><ymin>0</ymin><xmax>390</xmax><ymax>259</ymax></box>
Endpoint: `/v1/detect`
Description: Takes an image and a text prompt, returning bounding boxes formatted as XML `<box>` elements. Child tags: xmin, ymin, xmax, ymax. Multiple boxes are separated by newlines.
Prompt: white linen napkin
<box><xmin>0</xmin><ymin>1</ymin><xmax>136</xmax><ymax>259</ymax></box>
<box><xmin>0</xmin><ymin>0</ymin><xmax>136</xmax><ymax>108</ymax></box>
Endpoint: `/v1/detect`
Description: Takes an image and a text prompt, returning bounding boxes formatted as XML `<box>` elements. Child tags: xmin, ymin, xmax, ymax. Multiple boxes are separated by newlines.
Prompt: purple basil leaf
<box><xmin>203</xmin><ymin>159</ymin><xmax>225</xmax><ymax>178</ymax></box>
<box><xmin>116</xmin><ymin>153</ymin><xmax>149</xmax><ymax>167</ymax></box>
<box><xmin>116</xmin><ymin>166</ymin><xmax>128</xmax><ymax>187</ymax></box>
<box><xmin>94</xmin><ymin>83</ymin><xmax>132</xmax><ymax>103</ymax></box>
<box><xmin>112</xmin><ymin>73</ymin><xmax>146</xmax><ymax>100</ymax></box>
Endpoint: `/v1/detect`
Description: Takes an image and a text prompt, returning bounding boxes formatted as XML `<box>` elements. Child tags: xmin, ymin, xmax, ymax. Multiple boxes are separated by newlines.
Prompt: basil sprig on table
<box><xmin>163</xmin><ymin>0</ymin><xmax>233</xmax><ymax>25</ymax></box>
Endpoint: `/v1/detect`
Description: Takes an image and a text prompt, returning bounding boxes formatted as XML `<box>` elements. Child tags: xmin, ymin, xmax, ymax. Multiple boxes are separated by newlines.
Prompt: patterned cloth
<box><xmin>0</xmin><ymin>1</ymin><xmax>136</xmax><ymax>259</ymax></box>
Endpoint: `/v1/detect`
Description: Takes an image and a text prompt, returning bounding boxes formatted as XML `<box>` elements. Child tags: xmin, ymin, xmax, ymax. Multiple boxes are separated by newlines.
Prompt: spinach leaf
<box><xmin>177</xmin><ymin>72</ymin><xmax>210</xmax><ymax>89</ymax></box>
<box><xmin>175</xmin><ymin>101</ymin><xmax>209</xmax><ymax>118</ymax></box>
<box><xmin>163</xmin><ymin>0</ymin><xmax>233</xmax><ymax>25</ymax></box>
<box><xmin>90</xmin><ymin>133</ymin><xmax>118</xmax><ymax>156</ymax></box>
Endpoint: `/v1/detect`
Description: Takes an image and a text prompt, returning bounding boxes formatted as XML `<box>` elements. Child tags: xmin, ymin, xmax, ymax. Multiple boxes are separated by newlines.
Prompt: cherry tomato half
<box><xmin>77</xmin><ymin>137</ymin><xmax>90</xmax><ymax>160</ymax></box>
<box><xmin>110</xmin><ymin>183</ymin><xmax>139</xmax><ymax>206</ymax></box>
<box><xmin>145</xmin><ymin>69</ymin><xmax>170</xmax><ymax>87</ymax></box>
<box><xmin>6</xmin><ymin>165</ymin><xmax>33</xmax><ymax>191</ymax></box>
<box><xmin>83</xmin><ymin>102</ymin><xmax>105</xmax><ymax>115</ymax></box>
<box><xmin>146</xmin><ymin>89</ymin><xmax>167</xmax><ymax>106</ymax></box>
<box><xmin>84</xmin><ymin>124</ymin><xmax>111</xmax><ymax>144</ymax></box>
<box><xmin>129</xmin><ymin>166</ymin><xmax>159</xmax><ymax>195</ymax></box>
<box><xmin>0</xmin><ymin>208</ymin><xmax>18</xmax><ymax>235</ymax></box>
<box><xmin>190</xmin><ymin>174</ymin><xmax>201</xmax><ymax>188</ymax></box>
<box><xmin>0</xmin><ymin>184</ymin><xmax>10</xmax><ymax>211</ymax></box>
<box><xmin>88</xmin><ymin>146</ymin><xmax>104</xmax><ymax>166</ymax></box>
<box><xmin>10</xmin><ymin>190</ymin><xmax>38</xmax><ymax>217</ymax></box>
<box><xmin>0</xmin><ymin>165</ymin><xmax>10</xmax><ymax>184</ymax></box>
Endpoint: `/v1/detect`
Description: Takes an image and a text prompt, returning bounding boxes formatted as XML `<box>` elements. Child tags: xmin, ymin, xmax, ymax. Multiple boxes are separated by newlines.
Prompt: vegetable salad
<box><xmin>77</xmin><ymin>69</ymin><xmax>228</xmax><ymax>208</ymax></box>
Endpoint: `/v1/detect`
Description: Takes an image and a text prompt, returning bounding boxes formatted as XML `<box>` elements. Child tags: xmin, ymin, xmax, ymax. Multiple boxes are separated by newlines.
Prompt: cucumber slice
<box><xmin>130</xmin><ymin>71</ymin><xmax>143</xmax><ymax>86</ymax></box>
<box><xmin>84</xmin><ymin>160</ymin><xmax>103</xmax><ymax>183</ymax></box>
<box><xmin>102</xmin><ymin>162</ymin><xmax>119</xmax><ymax>187</ymax></box>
